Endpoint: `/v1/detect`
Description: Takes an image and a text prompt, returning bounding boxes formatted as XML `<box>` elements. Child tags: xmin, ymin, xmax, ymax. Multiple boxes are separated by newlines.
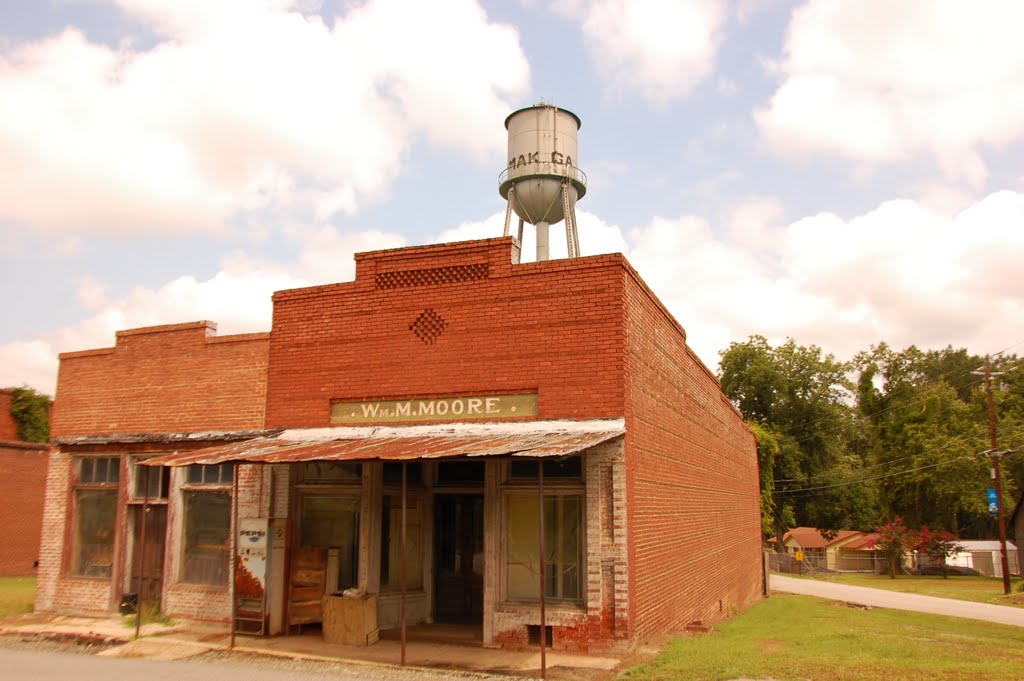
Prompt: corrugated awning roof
<box><xmin>141</xmin><ymin>419</ymin><xmax>625</xmax><ymax>467</ymax></box>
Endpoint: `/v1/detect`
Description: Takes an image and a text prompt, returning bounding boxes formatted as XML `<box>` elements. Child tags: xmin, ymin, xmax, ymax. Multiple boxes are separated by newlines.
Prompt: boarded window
<box><xmin>506</xmin><ymin>495</ymin><xmax>583</xmax><ymax>602</ymax></box>
<box><xmin>298</xmin><ymin>496</ymin><xmax>360</xmax><ymax>591</ymax></box>
<box><xmin>380</xmin><ymin>495</ymin><xmax>423</xmax><ymax>590</ymax></box>
<box><xmin>182</xmin><ymin>491</ymin><xmax>230</xmax><ymax>585</ymax></box>
<box><xmin>72</xmin><ymin>489</ymin><xmax>117</xmax><ymax>577</ymax></box>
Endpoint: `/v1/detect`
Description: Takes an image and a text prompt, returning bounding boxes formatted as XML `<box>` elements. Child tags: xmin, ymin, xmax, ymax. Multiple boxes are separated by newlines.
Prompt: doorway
<box><xmin>129</xmin><ymin>505</ymin><xmax>167</xmax><ymax>607</ymax></box>
<box><xmin>434</xmin><ymin>494</ymin><xmax>484</xmax><ymax>623</ymax></box>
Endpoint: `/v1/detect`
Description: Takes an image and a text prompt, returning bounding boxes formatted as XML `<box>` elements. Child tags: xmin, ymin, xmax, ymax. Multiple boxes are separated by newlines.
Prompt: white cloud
<box><xmin>5</xmin><ymin>191</ymin><xmax>1023</xmax><ymax>395</ymax></box>
<box><xmin>0</xmin><ymin>0</ymin><xmax>529</xmax><ymax>233</ymax></box>
<box><xmin>576</xmin><ymin>0</ymin><xmax>726</xmax><ymax>104</ymax></box>
<box><xmin>625</xmin><ymin>190</ymin><xmax>1024</xmax><ymax>370</ymax></box>
<box><xmin>756</xmin><ymin>0</ymin><xmax>1024</xmax><ymax>185</ymax></box>
<box><xmin>0</xmin><ymin>225</ymin><xmax>405</xmax><ymax>394</ymax></box>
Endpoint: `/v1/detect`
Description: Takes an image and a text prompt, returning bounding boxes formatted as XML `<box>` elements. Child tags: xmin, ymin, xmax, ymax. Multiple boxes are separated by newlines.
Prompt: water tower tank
<box><xmin>499</xmin><ymin>104</ymin><xmax>587</xmax><ymax>260</ymax></box>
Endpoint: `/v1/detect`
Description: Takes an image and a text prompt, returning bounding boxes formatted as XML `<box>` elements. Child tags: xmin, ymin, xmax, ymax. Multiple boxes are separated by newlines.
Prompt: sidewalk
<box><xmin>0</xmin><ymin>613</ymin><xmax>623</xmax><ymax>677</ymax></box>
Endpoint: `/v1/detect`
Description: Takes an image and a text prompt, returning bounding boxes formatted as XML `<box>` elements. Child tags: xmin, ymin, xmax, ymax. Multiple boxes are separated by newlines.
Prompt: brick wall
<box><xmin>38</xmin><ymin>322</ymin><xmax>271</xmax><ymax>615</ymax></box>
<box><xmin>0</xmin><ymin>390</ymin><xmax>18</xmax><ymax>441</ymax></box>
<box><xmin>0</xmin><ymin>442</ymin><xmax>49</xmax><ymax>576</ymax></box>
<box><xmin>52</xmin><ymin>321</ymin><xmax>270</xmax><ymax>437</ymax></box>
<box><xmin>266</xmin><ymin>238</ymin><xmax>626</xmax><ymax>427</ymax></box>
<box><xmin>622</xmin><ymin>265</ymin><xmax>763</xmax><ymax>640</ymax></box>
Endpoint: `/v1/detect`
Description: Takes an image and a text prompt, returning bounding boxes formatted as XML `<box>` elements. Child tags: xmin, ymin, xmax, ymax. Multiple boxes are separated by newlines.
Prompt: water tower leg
<box><xmin>562</xmin><ymin>181</ymin><xmax>580</xmax><ymax>258</ymax></box>
<box><xmin>503</xmin><ymin>200</ymin><xmax>513</xmax><ymax>237</ymax></box>
<box><xmin>503</xmin><ymin>186</ymin><xmax>515</xmax><ymax>237</ymax></box>
<box><xmin>536</xmin><ymin>221</ymin><xmax>550</xmax><ymax>262</ymax></box>
<box><xmin>517</xmin><ymin>218</ymin><xmax>524</xmax><ymax>243</ymax></box>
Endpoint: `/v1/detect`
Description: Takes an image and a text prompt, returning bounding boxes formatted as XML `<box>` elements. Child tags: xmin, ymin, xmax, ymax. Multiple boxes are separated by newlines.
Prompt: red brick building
<box><xmin>0</xmin><ymin>389</ymin><xmax>50</xmax><ymax>576</ymax></box>
<box><xmin>36</xmin><ymin>237</ymin><xmax>763</xmax><ymax>651</ymax></box>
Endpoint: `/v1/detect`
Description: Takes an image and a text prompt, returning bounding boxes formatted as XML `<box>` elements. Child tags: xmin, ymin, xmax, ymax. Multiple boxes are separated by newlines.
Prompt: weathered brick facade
<box><xmin>0</xmin><ymin>389</ymin><xmax>49</xmax><ymax>576</ymax></box>
<box><xmin>38</xmin><ymin>237</ymin><xmax>762</xmax><ymax>651</ymax></box>
<box><xmin>36</xmin><ymin>323</ymin><xmax>269</xmax><ymax>615</ymax></box>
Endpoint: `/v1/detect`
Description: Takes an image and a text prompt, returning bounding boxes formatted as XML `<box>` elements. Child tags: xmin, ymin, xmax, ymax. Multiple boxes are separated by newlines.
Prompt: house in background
<box><xmin>0</xmin><ymin>388</ymin><xmax>50</xmax><ymax>576</ymax></box>
<box><xmin>783</xmin><ymin>527</ymin><xmax>879</xmax><ymax>573</ymax></box>
<box><xmin>946</xmin><ymin>540</ymin><xmax>1020</xmax><ymax>578</ymax></box>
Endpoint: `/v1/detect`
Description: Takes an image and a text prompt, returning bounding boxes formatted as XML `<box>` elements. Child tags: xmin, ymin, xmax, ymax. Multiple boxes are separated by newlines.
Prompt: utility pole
<box><xmin>978</xmin><ymin>358</ymin><xmax>1012</xmax><ymax>595</ymax></box>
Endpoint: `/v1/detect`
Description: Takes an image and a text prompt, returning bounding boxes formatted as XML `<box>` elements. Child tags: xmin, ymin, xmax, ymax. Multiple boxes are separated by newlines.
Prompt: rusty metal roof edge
<box><xmin>52</xmin><ymin>429</ymin><xmax>284</xmax><ymax>447</ymax></box>
<box><xmin>278</xmin><ymin>418</ymin><xmax>626</xmax><ymax>443</ymax></box>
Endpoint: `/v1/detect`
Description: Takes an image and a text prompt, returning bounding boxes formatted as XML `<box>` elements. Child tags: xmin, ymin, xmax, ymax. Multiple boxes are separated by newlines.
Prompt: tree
<box><xmin>916</xmin><ymin>525</ymin><xmax>963</xmax><ymax>579</ymax></box>
<box><xmin>868</xmin><ymin>517</ymin><xmax>916</xmax><ymax>578</ymax></box>
<box><xmin>719</xmin><ymin>336</ymin><xmax>878</xmax><ymax>548</ymax></box>
<box><xmin>6</xmin><ymin>386</ymin><xmax>50</xmax><ymax>443</ymax></box>
<box><xmin>854</xmin><ymin>345</ymin><xmax>1019</xmax><ymax>538</ymax></box>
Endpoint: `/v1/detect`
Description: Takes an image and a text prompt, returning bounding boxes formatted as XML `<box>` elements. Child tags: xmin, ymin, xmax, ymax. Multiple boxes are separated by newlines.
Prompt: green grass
<box><xmin>620</xmin><ymin>594</ymin><xmax>1024</xmax><ymax>681</ymax></box>
<box><xmin>789</xmin><ymin>572</ymin><xmax>1024</xmax><ymax>608</ymax></box>
<box><xmin>0</xmin><ymin>577</ymin><xmax>36</xmax><ymax>616</ymax></box>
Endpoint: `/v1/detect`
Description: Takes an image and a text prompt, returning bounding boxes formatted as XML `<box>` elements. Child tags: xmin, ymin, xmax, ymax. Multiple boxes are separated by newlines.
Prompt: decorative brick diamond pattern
<box><xmin>409</xmin><ymin>308</ymin><xmax>447</xmax><ymax>344</ymax></box>
<box><xmin>376</xmin><ymin>263</ymin><xmax>489</xmax><ymax>289</ymax></box>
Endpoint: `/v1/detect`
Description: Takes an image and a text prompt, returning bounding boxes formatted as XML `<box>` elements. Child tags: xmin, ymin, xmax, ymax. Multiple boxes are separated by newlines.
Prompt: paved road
<box><xmin>0</xmin><ymin>645</ymin><xmax>503</xmax><ymax>681</ymax></box>
<box><xmin>771</xmin><ymin>574</ymin><xmax>1024</xmax><ymax>627</ymax></box>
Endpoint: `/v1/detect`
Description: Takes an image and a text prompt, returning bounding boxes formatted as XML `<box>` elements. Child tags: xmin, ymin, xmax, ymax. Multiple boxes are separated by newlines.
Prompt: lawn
<box><xmin>788</xmin><ymin>572</ymin><xmax>1024</xmax><ymax>608</ymax></box>
<box><xmin>0</xmin><ymin>577</ymin><xmax>35</xmax><ymax>616</ymax></box>
<box><xmin>620</xmin><ymin>593</ymin><xmax>1024</xmax><ymax>681</ymax></box>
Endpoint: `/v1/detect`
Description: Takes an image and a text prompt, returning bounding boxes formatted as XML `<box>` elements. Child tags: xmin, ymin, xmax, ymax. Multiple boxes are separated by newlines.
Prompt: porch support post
<box><xmin>134</xmin><ymin>465</ymin><xmax>150</xmax><ymax>640</ymax></box>
<box><xmin>230</xmin><ymin>463</ymin><xmax>239</xmax><ymax>649</ymax></box>
<box><xmin>401</xmin><ymin>461</ymin><xmax>408</xmax><ymax>666</ymax></box>
<box><xmin>538</xmin><ymin>461</ymin><xmax>546</xmax><ymax>679</ymax></box>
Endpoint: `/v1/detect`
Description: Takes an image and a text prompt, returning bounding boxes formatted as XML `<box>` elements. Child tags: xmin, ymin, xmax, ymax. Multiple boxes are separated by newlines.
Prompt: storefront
<box><xmin>37</xmin><ymin>237</ymin><xmax>763</xmax><ymax>653</ymax></box>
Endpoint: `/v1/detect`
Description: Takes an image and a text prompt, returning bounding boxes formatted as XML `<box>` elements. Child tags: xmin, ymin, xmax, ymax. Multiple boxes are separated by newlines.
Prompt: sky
<box><xmin>1</xmin><ymin>0</ymin><xmax>1023</xmax><ymax>396</ymax></box>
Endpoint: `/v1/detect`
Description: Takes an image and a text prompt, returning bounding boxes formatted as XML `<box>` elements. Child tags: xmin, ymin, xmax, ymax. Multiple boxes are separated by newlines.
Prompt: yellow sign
<box><xmin>795</xmin><ymin>550</ymin><xmax>804</xmax><ymax>562</ymax></box>
<box><xmin>330</xmin><ymin>393</ymin><xmax>539</xmax><ymax>425</ymax></box>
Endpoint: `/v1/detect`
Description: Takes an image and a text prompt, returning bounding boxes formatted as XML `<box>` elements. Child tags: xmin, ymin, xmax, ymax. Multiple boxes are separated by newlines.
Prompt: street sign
<box><xmin>795</xmin><ymin>550</ymin><xmax>804</xmax><ymax>562</ymax></box>
<box><xmin>987</xmin><ymin>488</ymin><xmax>999</xmax><ymax>515</ymax></box>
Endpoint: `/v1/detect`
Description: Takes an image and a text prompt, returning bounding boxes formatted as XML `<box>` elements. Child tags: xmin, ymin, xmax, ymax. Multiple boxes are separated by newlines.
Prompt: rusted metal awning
<box><xmin>141</xmin><ymin>419</ymin><xmax>625</xmax><ymax>467</ymax></box>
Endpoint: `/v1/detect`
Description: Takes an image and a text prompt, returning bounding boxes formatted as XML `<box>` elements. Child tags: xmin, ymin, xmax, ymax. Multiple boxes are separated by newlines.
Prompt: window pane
<box><xmin>80</xmin><ymin>458</ymin><xmax>94</xmax><ymax>482</ymax></box>
<box><xmin>301</xmin><ymin>462</ymin><xmax>361</xmax><ymax>482</ymax></box>
<box><xmin>73</xmin><ymin>490</ymin><xmax>117</xmax><ymax>577</ymax></box>
<box><xmin>506</xmin><ymin>495</ymin><xmax>582</xmax><ymax>602</ymax></box>
<box><xmin>509</xmin><ymin>457</ymin><xmax>582</xmax><ymax>480</ymax></box>
<box><xmin>133</xmin><ymin>462</ymin><xmax>169</xmax><ymax>499</ymax></box>
<box><xmin>187</xmin><ymin>463</ymin><xmax>233</xmax><ymax>485</ymax></box>
<box><xmin>182</xmin><ymin>491</ymin><xmax>230</xmax><ymax>585</ymax></box>
<box><xmin>380</xmin><ymin>495</ymin><xmax>422</xmax><ymax>590</ymax></box>
<box><xmin>383</xmin><ymin>462</ymin><xmax>422</xmax><ymax>485</ymax></box>
<box><xmin>437</xmin><ymin>461</ymin><xmax>484</xmax><ymax>485</ymax></box>
<box><xmin>78</xmin><ymin>456</ymin><xmax>120</xmax><ymax>484</ymax></box>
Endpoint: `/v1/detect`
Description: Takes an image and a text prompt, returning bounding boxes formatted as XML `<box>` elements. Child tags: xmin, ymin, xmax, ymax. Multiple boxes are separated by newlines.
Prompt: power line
<box><xmin>774</xmin><ymin>451</ymin><xmax>978</xmax><ymax>496</ymax></box>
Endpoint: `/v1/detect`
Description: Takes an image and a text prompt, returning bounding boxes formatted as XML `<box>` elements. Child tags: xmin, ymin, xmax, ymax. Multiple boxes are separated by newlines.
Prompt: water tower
<box><xmin>499</xmin><ymin>104</ymin><xmax>587</xmax><ymax>261</ymax></box>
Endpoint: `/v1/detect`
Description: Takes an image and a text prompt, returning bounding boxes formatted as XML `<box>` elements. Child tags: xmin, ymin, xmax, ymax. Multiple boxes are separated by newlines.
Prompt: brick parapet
<box><xmin>266</xmin><ymin>238</ymin><xmax>627</xmax><ymax>429</ymax></box>
<box><xmin>52</xmin><ymin>322</ymin><xmax>270</xmax><ymax>437</ymax></box>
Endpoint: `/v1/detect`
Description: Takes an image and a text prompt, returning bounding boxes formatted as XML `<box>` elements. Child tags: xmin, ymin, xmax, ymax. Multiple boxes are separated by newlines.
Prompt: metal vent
<box><xmin>527</xmin><ymin>624</ymin><xmax>552</xmax><ymax>647</ymax></box>
<box><xmin>409</xmin><ymin>308</ymin><xmax>446</xmax><ymax>344</ymax></box>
